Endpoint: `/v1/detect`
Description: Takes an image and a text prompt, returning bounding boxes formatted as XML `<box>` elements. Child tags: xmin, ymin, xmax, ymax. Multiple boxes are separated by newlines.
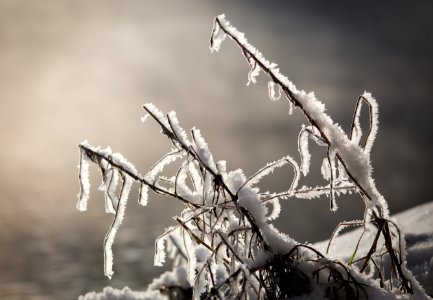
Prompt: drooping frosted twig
<box><xmin>211</xmin><ymin>14</ymin><xmax>388</xmax><ymax>218</ymax></box>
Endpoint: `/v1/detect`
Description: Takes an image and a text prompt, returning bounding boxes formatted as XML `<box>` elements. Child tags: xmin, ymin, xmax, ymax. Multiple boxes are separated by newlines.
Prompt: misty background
<box><xmin>0</xmin><ymin>1</ymin><xmax>432</xmax><ymax>299</ymax></box>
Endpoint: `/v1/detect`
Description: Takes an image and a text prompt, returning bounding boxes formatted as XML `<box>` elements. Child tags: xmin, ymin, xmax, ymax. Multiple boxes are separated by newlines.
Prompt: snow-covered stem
<box><xmin>77</xmin><ymin>149</ymin><xmax>91</xmax><ymax>211</ymax></box>
<box><xmin>349</xmin><ymin>93</ymin><xmax>379</xmax><ymax>154</ymax></box>
<box><xmin>78</xmin><ymin>143</ymin><xmax>197</xmax><ymax>208</ymax></box>
<box><xmin>211</xmin><ymin>14</ymin><xmax>418</xmax><ymax>295</ymax></box>
<box><xmin>213</xmin><ymin>15</ymin><xmax>386</xmax><ymax>216</ymax></box>
<box><xmin>326</xmin><ymin>220</ymin><xmax>364</xmax><ymax>255</ymax></box>
<box><xmin>104</xmin><ymin>174</ymin><xmax>133</xmax><ymax>278</ymax></box>
<box><xmin>143</xmin><ymin>104</ymin><xmax>270</xmax><ymax>250</ymax></box>
<box><xmin>76</xmin><ymin>14</ymin><xmax>427</xmax><ymax>299</ymax></box>
<box><xmin>143</xmin><ymin>104</ymin><xmax>234</xmax><ymax>199</ymax></box>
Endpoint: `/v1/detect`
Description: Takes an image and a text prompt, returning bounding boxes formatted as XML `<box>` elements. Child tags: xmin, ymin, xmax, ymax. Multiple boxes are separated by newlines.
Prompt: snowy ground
<box><xmin>315</xmin><ymin>201</ymin><xmax>433</xmax><ymax>297</ymax></box>
<box><xmin>81</xmin><ymin>201</ymin><xmax>433</xmax><ymax>299</ymax></box>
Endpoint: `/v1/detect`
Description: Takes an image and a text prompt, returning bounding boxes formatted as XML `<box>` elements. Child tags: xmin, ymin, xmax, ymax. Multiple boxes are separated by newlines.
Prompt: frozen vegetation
<box><xmin>76</xmin><ymin>15</ymin><xmax>431</xmax><ymax>299</ymax></box>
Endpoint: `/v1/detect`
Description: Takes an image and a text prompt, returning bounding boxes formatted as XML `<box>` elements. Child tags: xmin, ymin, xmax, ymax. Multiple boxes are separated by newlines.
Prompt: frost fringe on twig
<box><xmin>211</xmin><ymin>14</ymin><xmax>420</xmax><ymax>295</ymax></box>
<box><xmin>77</xmin><ymin>14</ymin><xmax>428</xmax><ymax>300</ymax></box>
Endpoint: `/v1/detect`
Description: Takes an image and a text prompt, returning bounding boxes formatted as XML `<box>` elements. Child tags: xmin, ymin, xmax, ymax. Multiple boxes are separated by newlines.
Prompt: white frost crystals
<box><xmin>77</xmin><ymin>141</ymin><xmax>139</xmax><ymax>279</ymax></box>
<box><xmin>209</xmin><ymin>15</ymin><xmax>227</xmax><ymax>53</ymax></box>
<box><xmin>209</xmin><ymin>13</ymin><xmax>424</xmax><ymax>298</ymax></box>
<box><xmin>78</xmin><ymin>14</ymin><xmax>427</xmax><ymax>300</ymax></box>
<box><xmin>267</xmin><ymin>81</ymin><xmax>281</xmax><ymax>102</ymax></box>
<box><xmin>77</xmin><ymin>144</ymin><xmax>91</xmax><ymax>212</ymax></box>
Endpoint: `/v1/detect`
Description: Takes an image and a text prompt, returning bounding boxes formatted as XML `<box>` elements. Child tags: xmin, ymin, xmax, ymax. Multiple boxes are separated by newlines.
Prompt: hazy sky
<box><xmin>0</xmin><ymin>1</ymin><xmax>432</xmax><ymax>298</ymax></box>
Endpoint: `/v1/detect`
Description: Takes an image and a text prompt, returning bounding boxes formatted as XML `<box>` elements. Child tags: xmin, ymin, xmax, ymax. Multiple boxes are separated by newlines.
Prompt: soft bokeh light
<box><xmin>0</xmin><ymin>1</ymin><xmax>432</xmax><ymax>298</ymax></box>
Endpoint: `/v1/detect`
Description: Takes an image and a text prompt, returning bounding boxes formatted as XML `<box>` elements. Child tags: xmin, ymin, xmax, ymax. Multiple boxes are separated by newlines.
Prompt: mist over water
<box><xmin>0</xmin><ymin>1</ymin><xmax>432</xmax><ymax>298</ymax></box>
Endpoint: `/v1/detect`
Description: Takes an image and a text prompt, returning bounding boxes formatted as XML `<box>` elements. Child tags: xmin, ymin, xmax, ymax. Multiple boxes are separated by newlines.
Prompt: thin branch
<box><xmin>214</xmin><ymin>16</ymin><xmax>379</xmax><ymax>206</ymax></box>
<box><xmin>79</xmin><ymin>143</ymin><xmax>198</xmax><ymax>208</ymax></box>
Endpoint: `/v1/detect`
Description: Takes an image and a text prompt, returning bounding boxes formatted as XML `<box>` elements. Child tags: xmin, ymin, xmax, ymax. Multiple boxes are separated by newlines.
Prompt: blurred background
<box><xmin>0</xmin><ymin>0</ymin><xmax>432</xmax><ymax>298</ymax></box>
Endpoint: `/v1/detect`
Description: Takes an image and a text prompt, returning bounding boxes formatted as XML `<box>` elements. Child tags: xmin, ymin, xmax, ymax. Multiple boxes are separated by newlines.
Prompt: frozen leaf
<box><xmin>155</xmin><ymin>232</ymin><xmax>168</xmax><ymax>267</ymax></box>
<box><xmin>266</xmin><ymin>198</ymin><xmax>281</xmax><ymax>221</ymax></box>
<box><xmin>191</xmin><ymin>128</ymin><xmax>217</xmax><ymax>174</ymax></box>
<box><xmin>361</xmin><ymin>92</ymin><xmax>379</xmax><ymax>156</ymax></box>
<box><xmin>77</xmin><ymin>145</ymin><xmax>91</xmax><ymax>212</ymax></box>
<box><xmin>103</xmin><ymin>168</ymin><xmax>119</xmax><ymax>214</ymax></box>
<box><xmin>298</xmin><ymin>126</ymin><xmax>311</xmax><ymax>176</ymax></box>
<box><xmin>140</xmin><ymin>113</ymin><xmax>149</xmax><ymax>123</ymax></box>
<box><xmin>268</xmin><ymin>81</ymin><xmax>281</xmax><ymax>101</ymax></box>
<box><xmin>247</xmin><ymin>61</ymin><xmax>260</xmax><ymax>86</ymax></box>
<box><xmin>138</xmin><ymin>183</ymin><xmax>149</xmax><ymax>206</ymax></box>
<box><xmin>210</xmin><ymin>15</ymin><xmax>227</xmax><ymax>52</ymax></box>
<box><xmin>321</xmin><ymin>157</ymin><xmax>331</xmax><ymax>181</ymax></box>
<box><xmin>145</xmin><ymin>150</ymin><xmax>183</xmax><ymax>182</ymax></box>
<box><xmin>143</xmin><ymin>103</ymin><xmax>171</xmax><ymax>133</ymax></box>
<box><xmin>351</xmin><ymin>98</ymin><xmax>363</xmax><ymax>145</ymax></box>
<box><xmin>104</xmin><ymin>174</ymin><xmax>134</xmax><ymax>279</ymax></box>
<box><xmin>168</xmin><ymin>111</ymin><xmax>190</xmax><ymax>147</ymax></box>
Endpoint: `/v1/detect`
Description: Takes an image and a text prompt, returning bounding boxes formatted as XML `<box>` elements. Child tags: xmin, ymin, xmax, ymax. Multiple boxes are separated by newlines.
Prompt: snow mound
<box><xmin>80</xmin><ymin>202</ymin><xmax>433</xmax><ymax>299</ymax></box>
<box><xmin>315</xmin><ymin>201</ymin><xmax>433</xmax><ymax>297</ymax></box>
<box><xmin>78</xmin><ymin>286</ymin><xmax>165</xmax><ymax>300</ymax></box>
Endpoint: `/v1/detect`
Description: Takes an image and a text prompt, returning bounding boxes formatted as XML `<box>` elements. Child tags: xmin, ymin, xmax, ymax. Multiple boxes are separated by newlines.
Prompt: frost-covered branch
<box><xmin>77</xmin><ymin>14</ymin><xmax>428</xmax><ymax>300</ymax></box>
<box><xmin>210</xmin><ymin>14</ymin><xmax>423</xmax><ymax>296</ymax></box>
<box><xmin>212</xmin><ymin>15</ymin><xmax>387</xmax><ymax>218</ymax></box>
<box><xmin>78</xmin><ymin>142</ymin><xmax>196</xmax><ymax>208</ymax></box>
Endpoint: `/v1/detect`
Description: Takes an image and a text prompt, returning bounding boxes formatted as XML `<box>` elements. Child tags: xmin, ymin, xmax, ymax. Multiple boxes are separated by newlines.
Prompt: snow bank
<box><xmin>315</xmin><ymin>201</ymin><xmax>433</xmax><ymax>297</ymax></box>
